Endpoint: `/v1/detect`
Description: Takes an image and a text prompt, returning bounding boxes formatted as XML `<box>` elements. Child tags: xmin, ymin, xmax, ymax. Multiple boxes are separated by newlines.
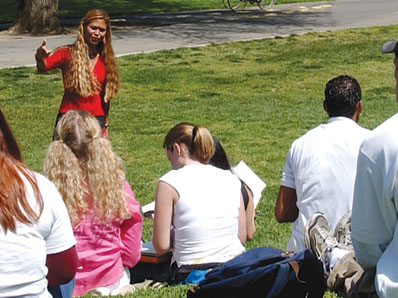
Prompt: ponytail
<box><xmin>190</xmin><ymin>125</ymin><xmax>214</xmax><ymax>163</ymax></box>
<box><xmin>163</xmin><ymin>122</ymin><xmax>215</xmax><ymax>164</ymax></box>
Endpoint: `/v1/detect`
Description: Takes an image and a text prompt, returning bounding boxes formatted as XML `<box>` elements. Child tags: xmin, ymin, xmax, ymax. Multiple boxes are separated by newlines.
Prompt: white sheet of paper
<box><xmin>232</xmin><ymin>161</ymin><xmax>266</xmax><ymax>208</ymax></box>
<box><xmin>141</xmin><ymin>201</ymin><xmax>155</xmax><ymax>215</ymax></box>
<box><xmin>141</xmin><ymin>241</ymin><xmax>157</xmax><ymax>255</ymax></box>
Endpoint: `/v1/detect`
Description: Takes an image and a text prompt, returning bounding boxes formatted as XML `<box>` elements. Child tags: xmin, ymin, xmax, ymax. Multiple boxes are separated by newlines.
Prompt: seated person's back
<box><xmin>43</xmin><ymin>110</ymin><xmax>142</xmax><ymax>296</ymax></box>
<box><xmin>161</xmin><ymin>162</ymin><xmax>244</xmax><ymax>266</ymax></box>
<box><xmin>209</xmin><ymin>137</ymin><xmax>256</xmax><ymax>241</ymax></box>
<box><xmin>275</xmin><ymin>75</ymin><xmax>369</xmax><ymax>252</ymax></box>
<box><xmin>0</xmin><ymin>108</ymin><xmax>77</xmax><ymax>297</ymax></box>
<box><xmin>152</xmin><ymin>122</ymin><xmax>246</xmax><ymax>280</ymax></box>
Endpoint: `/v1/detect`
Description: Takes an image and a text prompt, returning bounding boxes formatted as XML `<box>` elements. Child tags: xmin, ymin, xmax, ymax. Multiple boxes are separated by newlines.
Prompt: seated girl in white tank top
<box><xmin>152</xmin><ymin>122</ymin><xmax>247</xmax><ymax>279</ymax></box>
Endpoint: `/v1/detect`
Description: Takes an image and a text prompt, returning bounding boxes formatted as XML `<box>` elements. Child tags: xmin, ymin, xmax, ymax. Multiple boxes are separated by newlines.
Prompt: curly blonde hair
<box><xmin>43</xmin><ymin>110</ymin><xmax>130</xmax><ymax>225</ymax></box>
<box><xmin>63</xmin><ymin>9</ymin><xmax>120</xmax><ymax>102</ymax></box>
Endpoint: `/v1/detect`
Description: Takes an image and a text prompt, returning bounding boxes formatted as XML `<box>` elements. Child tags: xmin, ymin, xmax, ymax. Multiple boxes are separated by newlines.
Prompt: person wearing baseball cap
<box><xmin>305</xmin><ymin>41</ymin><xmax>398</xmax><ymax>298</ymax></box>
<box><xmin>382</xmin><ymin>40</ymin><xmax>398</xmax><ymax>101</ymax></box>
<box><xmin>382</xmin><ymin>40</ymin><xmax>398</xmax><ymax>54</ymax></box>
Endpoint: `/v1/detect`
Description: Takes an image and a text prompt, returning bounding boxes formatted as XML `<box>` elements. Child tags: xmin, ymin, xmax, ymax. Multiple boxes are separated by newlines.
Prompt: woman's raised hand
<box><xmin>35</xmin><ymin>40</ymin><xmax>51</xmax><ymax>60</ymax></box>
<box><xmin>35</xmin><ymin>40</ymin><xmax>51</xmax><ymax>72</ymax></box>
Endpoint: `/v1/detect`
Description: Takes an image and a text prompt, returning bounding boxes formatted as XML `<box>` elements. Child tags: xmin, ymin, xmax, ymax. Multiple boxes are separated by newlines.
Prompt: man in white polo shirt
<box><xmin>304</xmin><ymin>42</ymin><xmax>398</xmax><ymax>298</ymax></box>
<box><xmin>274</xmin><ymin>75</ymin><xmax>369</xmax><ymax>252</ymax></box>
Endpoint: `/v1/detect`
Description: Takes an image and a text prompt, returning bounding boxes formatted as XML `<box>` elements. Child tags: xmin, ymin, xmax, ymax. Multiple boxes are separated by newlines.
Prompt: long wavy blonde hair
<box><xmin>63</xmin><ymin>9</ymin><xmax>120</xmax><ymax>102</ymax></box>
<box><xmin>43</xmin><ymin>110</ymin><xmax>129</xmax><ymax>225</ymax></box>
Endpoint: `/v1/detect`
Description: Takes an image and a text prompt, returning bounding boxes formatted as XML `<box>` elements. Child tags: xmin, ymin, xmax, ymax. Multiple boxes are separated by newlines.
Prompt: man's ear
<box><xmin>323</xmin><ymin>100</ymin><xmax>328</xmax><ymax>113</ymax></box>
<box><xmin>352</xmin><ymin>100</ymin><xmax>362</xmax><ymax>122</ymax></box>
<box><xmin>356</xmin><ymin>100</ymin><xmax>362</xmax><ymax>114</ymax></box>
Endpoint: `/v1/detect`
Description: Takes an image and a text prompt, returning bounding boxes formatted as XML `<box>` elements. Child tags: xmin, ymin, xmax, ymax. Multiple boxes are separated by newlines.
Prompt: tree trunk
<box><xmin>9</xmin><ymin>0</ymin><xmax>62</xmax><ymax>35</ymax></box>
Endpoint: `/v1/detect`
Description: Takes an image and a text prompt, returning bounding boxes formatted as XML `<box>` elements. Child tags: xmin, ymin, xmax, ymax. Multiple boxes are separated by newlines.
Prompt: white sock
<box><xmin>329</xmin><ymin>247</ymin><xmax>350</xmax><ymax>271</ymax></box>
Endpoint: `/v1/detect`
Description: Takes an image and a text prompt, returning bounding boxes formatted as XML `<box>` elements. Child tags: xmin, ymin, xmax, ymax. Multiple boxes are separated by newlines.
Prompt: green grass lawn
<box><xmin>1</xmin><ymin>0</ymin><xmax>329</xmax><ymax>23</ymax></box>
<box><xmin>1</xmin><ymin>24</ymin><xmax>397</xmax><ymax>297</ymax></box>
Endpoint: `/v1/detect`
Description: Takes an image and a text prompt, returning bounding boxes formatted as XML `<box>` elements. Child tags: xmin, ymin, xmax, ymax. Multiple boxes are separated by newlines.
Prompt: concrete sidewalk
<box><xmin>0</xmin><ymin>0</ymin><xmax>397</xmax><ymax>69</ymax></box>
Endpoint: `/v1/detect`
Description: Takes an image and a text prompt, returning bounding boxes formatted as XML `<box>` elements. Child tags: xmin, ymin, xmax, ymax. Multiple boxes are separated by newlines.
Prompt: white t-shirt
<box><xmin>352</xmin><ymin>113</ymin><xmax>398</xmax><ymax>298</ymax></box>
<box><xmin>0</xmin><ymin>172</ymin><xmax>76</xmax><ymax>298</ymax></box>
<box><xmin>160</xmin><ymin>164</ymin><xmax>245</xmax><ymax>267</ymax></box>
<box><xmin>280</xmin><ymin>117</ymin><xmax>369</xmax><ymax>252</ymax></box>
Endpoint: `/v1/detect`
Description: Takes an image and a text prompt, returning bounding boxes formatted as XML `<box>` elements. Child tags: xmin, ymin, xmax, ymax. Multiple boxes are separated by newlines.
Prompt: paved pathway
<box><xmin>0</xmin><ymin>0</ymin><xmax>397</xmax><ymax>69</ymax></box>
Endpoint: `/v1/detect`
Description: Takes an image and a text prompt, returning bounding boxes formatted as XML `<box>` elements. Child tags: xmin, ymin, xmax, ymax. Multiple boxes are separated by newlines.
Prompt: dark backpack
<box><xmin>187</xmin><ymin>247</ymin><xmax>325</xmax><ymax>298</ymax></box>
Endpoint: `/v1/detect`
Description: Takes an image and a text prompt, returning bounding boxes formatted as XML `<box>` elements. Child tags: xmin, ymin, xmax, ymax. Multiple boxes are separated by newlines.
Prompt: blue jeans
<box><xmin>48</xmin><ymin>278</ymin><xmax>75</xmax><ymax>298</ymax></box>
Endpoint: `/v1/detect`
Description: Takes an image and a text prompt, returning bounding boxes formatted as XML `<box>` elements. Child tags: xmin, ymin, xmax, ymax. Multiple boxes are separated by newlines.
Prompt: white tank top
<box><xmin>160</xmin><ymin>164</ymin><xmax>245</xmax><ymax>267</ymax></box>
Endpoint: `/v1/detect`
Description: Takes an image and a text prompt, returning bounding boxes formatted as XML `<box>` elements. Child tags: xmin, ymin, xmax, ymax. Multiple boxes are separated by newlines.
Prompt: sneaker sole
<box><xmin>333</xmin><ymin>211</ymin><xmax>351</xmax><ymax>244</ymax></box>
<box><xmin>304</xmin><ymin>212</ymin><xmax>328</xmax><ymax>257</ymax></box>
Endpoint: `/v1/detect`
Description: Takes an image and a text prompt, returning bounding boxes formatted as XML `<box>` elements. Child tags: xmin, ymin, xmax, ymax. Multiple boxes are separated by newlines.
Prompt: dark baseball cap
<box><xmin>382</xmin><ymin>40</ymin><xmax>398</xmax><ymax>54</ymax></box>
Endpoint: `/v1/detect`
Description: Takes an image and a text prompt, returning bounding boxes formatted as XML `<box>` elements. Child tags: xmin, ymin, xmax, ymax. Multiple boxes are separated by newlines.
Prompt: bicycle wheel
<box><xmin>227</xmin><ymin>0</ymin><xmax>247</xmax><ymax>11</ymax></box>
<box><xmin>223</xmin><ymin>0</ymin><xmax>229</xmax><ymax>9</ymax></box>
<box><xmin>257</xmin><ymin>0</ymin><xmax>275</xmax><ymax>10</ymax></box>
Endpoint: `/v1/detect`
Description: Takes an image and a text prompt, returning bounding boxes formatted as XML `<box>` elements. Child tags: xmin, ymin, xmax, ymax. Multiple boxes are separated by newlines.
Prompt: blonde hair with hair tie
<box><xmin>43</xmin><ymin>110</ymin><xmax>129</xmax><ymax>225</ymax></box>
<box><xmin>163</xmin><ymin>122</ymin><xmax>215</xmax><ymax>164</ymax></box>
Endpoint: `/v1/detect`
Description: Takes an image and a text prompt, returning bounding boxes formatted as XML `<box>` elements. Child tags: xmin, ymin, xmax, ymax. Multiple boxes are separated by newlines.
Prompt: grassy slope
<box><xmin>0</xmin><ymin>25</ymin><xmax>397</xmax><ymax>297</ymax></box>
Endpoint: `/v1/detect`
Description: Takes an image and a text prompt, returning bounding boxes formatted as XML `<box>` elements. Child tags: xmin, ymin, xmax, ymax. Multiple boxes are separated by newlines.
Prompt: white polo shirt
<box><xmin>352</xmin><ymin>113</ymin><xmax>398</xmax><ymax>298</ymax></box>
<box><xmin>280</xmin><ymin>116</ymin><xmax>369</xmax><ymax>252</ymax></box>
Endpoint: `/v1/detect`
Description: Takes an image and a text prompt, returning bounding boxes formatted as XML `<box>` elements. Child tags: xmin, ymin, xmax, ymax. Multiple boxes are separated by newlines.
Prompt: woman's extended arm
<box><xmin>152</xmin><ymin>181</ymin><xmax>178</xmax><ymax>255</ymax></box>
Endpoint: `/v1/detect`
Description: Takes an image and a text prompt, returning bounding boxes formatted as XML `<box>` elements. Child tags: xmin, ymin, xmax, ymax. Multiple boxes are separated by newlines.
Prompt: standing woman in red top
<box><xmin>35</xmin><ymin>9</ymin><xmax>120</xmax><ymax>138</ymax></box>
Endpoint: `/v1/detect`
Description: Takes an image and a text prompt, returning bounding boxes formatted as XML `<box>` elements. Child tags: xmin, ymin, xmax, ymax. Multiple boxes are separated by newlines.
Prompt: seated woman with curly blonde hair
<box><xmin>43</xmin><ymin>110</ymin><xmax>142</xmax><ymax>296</ymax></box>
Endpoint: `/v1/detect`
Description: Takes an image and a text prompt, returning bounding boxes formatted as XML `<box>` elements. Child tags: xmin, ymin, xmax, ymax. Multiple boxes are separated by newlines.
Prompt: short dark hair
<box><xmin>324</xmin><ymin>75</ymin><xmax>361</xmax><ymax>118</ymax></box>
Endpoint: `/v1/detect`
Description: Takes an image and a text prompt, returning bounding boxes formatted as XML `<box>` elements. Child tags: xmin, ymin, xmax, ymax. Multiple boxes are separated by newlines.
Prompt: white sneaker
<box><xmin>333</xmin><ymin>211</ymin><xmax>352</xmax><ymax>250</ymax></box>
<box><xmin>112</xmin><ymin>284</ymin><xmax>136</xmax><ymax>295</ymax></box>
<box><xmin>305</xmin><ymin>213</ymin><xmax>338</xmax><ymax>277</ymax></box>
<box><xmin>85</xmin><ymin>288</ymin><xmax>110</xmax><ymax>296</ymax></box>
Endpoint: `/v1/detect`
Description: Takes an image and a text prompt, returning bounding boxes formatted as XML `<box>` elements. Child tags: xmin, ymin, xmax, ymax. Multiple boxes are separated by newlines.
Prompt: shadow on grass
<box><xmin>1</xmin><ymin>0</ymin><xmax>221</xmax><ymax>24</ymax></box>
<box><xmin>1</xmin><ymin>0</ymin><xmax>331</xmax><ymax>24</ymax></box>
<box><xmin>58</xmin><ymin>0</ymin><xmax>201</xmax><ymax>17</ymax></box>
